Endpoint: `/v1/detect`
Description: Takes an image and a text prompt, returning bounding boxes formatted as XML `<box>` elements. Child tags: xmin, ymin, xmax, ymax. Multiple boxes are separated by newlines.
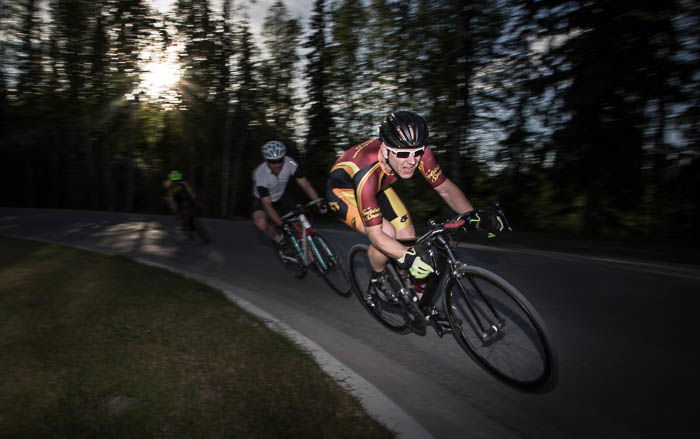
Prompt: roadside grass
<box><xmin>0</xmin><ymin>236</ymin><xmax>395</xmax><ymax>438</ymax></box>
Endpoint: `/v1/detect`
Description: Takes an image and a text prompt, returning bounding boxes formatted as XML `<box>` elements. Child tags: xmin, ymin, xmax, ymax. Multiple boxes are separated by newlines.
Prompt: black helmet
<box><xmin>379</xmin><ymin>111</ymin><xmax>429</xmax><ymax>149</ymax></box>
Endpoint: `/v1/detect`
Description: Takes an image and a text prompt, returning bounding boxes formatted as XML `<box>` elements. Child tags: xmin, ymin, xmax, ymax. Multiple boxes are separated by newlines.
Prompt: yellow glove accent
<box><xmin>410</xmin><ymin>257</ymin><xmax>434</xmax><ymax>279</ymax></box>
<box><xmin>399</xmin><ymin>248</ymin><xmax>434</xmax><ymax>279</ymax></box>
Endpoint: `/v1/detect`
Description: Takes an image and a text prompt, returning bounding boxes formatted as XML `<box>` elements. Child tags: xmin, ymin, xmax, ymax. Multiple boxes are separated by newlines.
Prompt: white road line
<box><xmin>458</xmin><ymin>242</ymin><xmax>700</xmax><ymax>281</ymax></box>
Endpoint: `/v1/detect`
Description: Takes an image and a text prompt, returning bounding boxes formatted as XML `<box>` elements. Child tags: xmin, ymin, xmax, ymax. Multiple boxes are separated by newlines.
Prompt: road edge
<box><xmin>1</xmin><ymin>233</ymin><xmax>433</xmax><ymax>439</ymax></box>
<box><xmin>128</xmin><ymin>256</ymin><xmax>433</xmax><ymax>439</ymax></box>
<box><xmin>132</xmin><ymin>257</ymin><xmax>433</xmax><ymax>439</ymax></box>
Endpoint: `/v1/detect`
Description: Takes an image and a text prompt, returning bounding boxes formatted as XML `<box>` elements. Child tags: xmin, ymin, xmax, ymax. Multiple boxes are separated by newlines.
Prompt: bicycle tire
<box><xmin>347</xmin><ymin>244</ymin><xmax>411</xmax><ymax>334</ymax></box>
<box><xmin>192</xmin><ymin>217</ymin><xmax>211</xmax><ymax>243</ymax></box>
<box><xmin>308</xmin><ymin>233</ymin><xmax>352</xmax><ymax>297</ymax></box>
<box><xmin>443</xmin><ymin>265</ymin><xmax>554</xmax><ymax>390</ymax></box>
<box><xmin>273</xmin><ymin>240</ymin><xmax>307</xmax><ymax>279</ymax></box>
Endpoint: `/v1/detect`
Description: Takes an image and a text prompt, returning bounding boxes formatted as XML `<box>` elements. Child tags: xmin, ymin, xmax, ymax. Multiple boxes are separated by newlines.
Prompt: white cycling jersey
<box><xmin>251</xmin><ymin>156</ymin><xmax>302</xmax><ymax>202</ymax></box>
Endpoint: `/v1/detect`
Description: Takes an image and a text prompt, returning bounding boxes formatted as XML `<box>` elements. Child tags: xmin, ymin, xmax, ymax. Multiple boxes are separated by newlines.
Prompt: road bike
<box><xmin>274</xmin><ymin>200</ymin><xmax>352</xmax><ymax>297</ymax></box>
<box><xmin>177</xmin><ymin>200</ymin><xmax>211</xmax><ymax>244</ymax></box>
<box><xmin>347</xmin><ymin>204</ymin><xmax>555</xmax><ymax>390</ymax></box>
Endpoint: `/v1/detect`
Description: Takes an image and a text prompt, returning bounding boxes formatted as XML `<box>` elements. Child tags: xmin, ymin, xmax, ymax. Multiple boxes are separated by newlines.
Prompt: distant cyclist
<box><xmin>251</xmin><ymin>141</ymin><xmax>327</xmax><ymax>243</ymax></box>
<box><xmin>327</xmin><ymin>111</ymin><xmax>503</xmax><ymax>300</ymax></box>
<box><xmin>162</xmin><ymin>170</ymin><xmax>198</xmax><ymax>228</ymax></box>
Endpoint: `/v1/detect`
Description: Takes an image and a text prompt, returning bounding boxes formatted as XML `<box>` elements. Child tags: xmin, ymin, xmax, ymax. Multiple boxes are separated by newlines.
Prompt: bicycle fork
<box><xmin>440</xmin><ymin>238</ymin><xmax>505</xmax><ymax>343</ymax></box>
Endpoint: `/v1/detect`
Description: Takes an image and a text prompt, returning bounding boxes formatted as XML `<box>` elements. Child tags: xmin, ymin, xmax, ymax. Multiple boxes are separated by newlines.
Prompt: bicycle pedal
<box><xmin>433</xmin><ymin>323</ymin><xmax>452</xmax><ymax>338</ymax></box>
<box><xmin>410</xmin><ymin>321</ymin><xmax>428</xmax><ymax>336</ymax></box>
<box><xmin>435</xmin><ymin>319</ymin><xmax>454</xmax><ymax>331</ymax></box>
<box><xmin>425</xmin><ymin>308</ymin><xmax>459</xmax><ymax>334</ymax></box>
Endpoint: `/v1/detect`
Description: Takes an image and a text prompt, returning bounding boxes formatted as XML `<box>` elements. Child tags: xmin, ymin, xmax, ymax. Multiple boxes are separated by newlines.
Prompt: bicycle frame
<box><xmin>403</xmin><ymin>217</ymin><xmax>507</xmax><ymax>340</ymax></box>
<box><xmin>282</xmin><ymin>206</ymin><xmax>332</xmax><ymax>271</ymax></box>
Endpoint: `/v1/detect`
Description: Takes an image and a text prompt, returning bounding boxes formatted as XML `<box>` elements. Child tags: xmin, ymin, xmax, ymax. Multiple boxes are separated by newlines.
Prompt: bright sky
<box><xmin>148</xmin><ymin>0</ymin><xmax>314</xmax><ymax>37</ymax></box>
<box><xmin>143</xmin><ymin>0</ymin><xmax>314</xmax><ymax>132</ymax></box>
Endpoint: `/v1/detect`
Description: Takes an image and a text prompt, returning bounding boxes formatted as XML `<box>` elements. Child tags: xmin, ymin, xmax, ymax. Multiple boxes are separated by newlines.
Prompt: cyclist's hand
<box><xmin>313</xmin><ymin>198</ymin><xmax>329</xmax><ymax>215</ymax></box>
<box><xmin>468</xmin><ymin>209</ymin><xmax>507</xmax><ymax>238</ymax></box>
<box><xmin>397</xmin><ymin>247</ymin><xmax>434</xmax><ymax>279</ymax></box>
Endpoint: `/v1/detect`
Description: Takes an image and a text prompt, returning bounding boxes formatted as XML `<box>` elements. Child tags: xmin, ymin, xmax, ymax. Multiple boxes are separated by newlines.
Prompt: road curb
<box><xmin>132</xmin><ymin>257</ymin><xmax>434</xmax><ymax>439</ymax></box>
<box><xmin>1</xmin><ymin>233</ymin><xmax>433</xmax><ymax>439</ymax></box>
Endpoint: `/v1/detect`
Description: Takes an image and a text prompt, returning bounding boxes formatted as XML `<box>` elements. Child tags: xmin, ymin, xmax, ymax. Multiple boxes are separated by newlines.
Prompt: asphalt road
<box><xmin>1</xmin><ymin>208</ymin><xmax>698</xmax><ymax>439</ymax></box>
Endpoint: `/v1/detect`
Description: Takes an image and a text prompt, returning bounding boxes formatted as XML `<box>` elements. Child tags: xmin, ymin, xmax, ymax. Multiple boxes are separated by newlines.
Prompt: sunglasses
<box><xmin>267</xmin><ymin>158</ymin><xmax>284</xmax><ymax>164</ymax></box>
<box><xmin>387</xmin><ymin>146</ymin><xmax>425</xmax><ymax>159</ymax></box>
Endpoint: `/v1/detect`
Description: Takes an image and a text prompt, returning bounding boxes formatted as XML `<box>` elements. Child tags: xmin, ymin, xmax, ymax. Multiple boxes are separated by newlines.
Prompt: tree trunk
<box><xmin>85</xmin><ymin>131</ymin><xmax>97</xmax><ymax>209</ymax></box>
<box><xmin>229</xmin><ymin>124</ymin><xmax>247</xmax><ymax>217</ymax></box>
<box><xmin>24</xmin><ymin>156</ymin><xmax>35</xmax><ymax>207</ymax></box>
<box><xmin>220</xmin><ymin>109</ymin><xmax>233</xmax><ymax>217</ymax></box>
<box><xmin>50</xmin><ymin>137</ymin><xmax>60</xmax><ymax>208</ymax></box>
<box><xmin>102</xmin><ymin>137</ymin><xmax>114</xmax><ymax>211</ymax></box>
<box><xmin>125</xmin><ymin>108</ymin><xmax>137</xmax><ymax>212</ymax></box>
<box><xmin>125</xmin><ymin>142</ymin><xmax>134</xmax><ymax>212</ymax></box>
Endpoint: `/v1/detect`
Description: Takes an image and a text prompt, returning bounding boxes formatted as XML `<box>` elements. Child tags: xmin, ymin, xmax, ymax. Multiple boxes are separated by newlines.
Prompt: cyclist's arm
<box><xmin>260</xmin><ymin>196</ymin><xmax>284</xmax><ymax>227</ymax></box>
<box><xmin>365</xmin><ymin>224</ymin><xmax>410</xmax><ymax>260</ymax></box>
<box><xmin>183</xmin><ymin>182</ymin><xmax>197</xmax><ymax>200</ymax></box>
<box><xmin>434</xmin><ymin>179</ymin><xmax>473</xmax><ymax>215</ymax></box>
<box><xmin>296</xmin><ymin>176</ymin><xmax>320</xmax><ymax>201</ymax></box>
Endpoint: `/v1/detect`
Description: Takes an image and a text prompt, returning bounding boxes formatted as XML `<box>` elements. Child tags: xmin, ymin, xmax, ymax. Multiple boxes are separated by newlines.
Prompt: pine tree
<box><xmin>520</xmin><ymin>0</ymin><xmax>686</xmax><ymax>237</ymax></box>
<box><xmin>259</xmin><ymin>0</ymin><xmax>302</xmax><ymax>143</ymax></box>
<box><xmin>304</xmin><ymin>0</ymin><xmax>335</xmax><ymax>186</ymax></box>
<box><xmin>328</xmin><ymin>0</ymin><xmax>367</xmax><ymax>146</ymax></box>
<box><xmin>229</xmin><ymin>14</ymin><xmax>261</xmax><ymax>216</ymax></box>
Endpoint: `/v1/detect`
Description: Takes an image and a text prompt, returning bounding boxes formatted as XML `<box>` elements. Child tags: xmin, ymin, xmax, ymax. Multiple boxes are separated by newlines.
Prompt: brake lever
<box><xmin>444</xmin><ymin>218</ymin><xmax>465</xmax><ymax>230</ymax></box>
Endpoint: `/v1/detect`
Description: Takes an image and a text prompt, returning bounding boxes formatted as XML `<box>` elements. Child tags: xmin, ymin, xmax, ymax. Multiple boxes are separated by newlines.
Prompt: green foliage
<box><xmin>304</xmin><ymin>0</ymin><xmax>336</xmax><ymax>186</ymax></box>
<box><xmin>260</xmin><ymin>0</ymin><xmax>302</xmax><ymax>142</ymax></box>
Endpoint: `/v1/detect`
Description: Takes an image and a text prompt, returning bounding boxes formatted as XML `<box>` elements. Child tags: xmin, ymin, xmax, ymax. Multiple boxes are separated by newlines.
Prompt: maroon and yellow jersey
<box><xmin>327</xmin><ymin>139</ymin><xmax>447</xmax><ymax>228</ymax></box>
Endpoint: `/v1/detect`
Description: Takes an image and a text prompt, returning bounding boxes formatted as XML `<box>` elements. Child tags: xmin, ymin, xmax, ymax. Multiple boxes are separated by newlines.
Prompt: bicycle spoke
<box><xmin>454</xmin><ymin>278</ymin><xmax>492</xmax><ymax>341</ymax></box>
<box><xmin>444</xmin><ymin>267</ymin><xmax>553</xmax><ymax>390</ymax></box>
<box><xmin>348</xmin><ymin>244</ymin><xmax>411</xmax><ymax>334</ymax></box>
<box><xmin>273</xmin><ymin>239</ymin><xmax>307</xmax><ymax>279</ymax></box>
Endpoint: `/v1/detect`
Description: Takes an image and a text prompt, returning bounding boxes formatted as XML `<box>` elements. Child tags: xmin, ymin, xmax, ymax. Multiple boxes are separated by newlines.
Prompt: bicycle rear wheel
<box><xmin>192</xmin><ymin>217</ymin><xmax>211</xmax><ymax>243</ymax></box>
<box><xmin>273</xmin><ymin>239</ymin><xmax>307</xmax><ymax>279</ymax></box>
<box><xmin>309</xmin><ymin>233</ymin><xmax>352</xmax><ymax>297</ymax></box>
<box><xmin>444</xmin><ymin>265</ymin><xmax>554</xmax><ymax>390</ymax></box>
<box><xmin>347</xmin><ymin>244</ymin><xmax>410</xmax><ymax>334</ymax></box>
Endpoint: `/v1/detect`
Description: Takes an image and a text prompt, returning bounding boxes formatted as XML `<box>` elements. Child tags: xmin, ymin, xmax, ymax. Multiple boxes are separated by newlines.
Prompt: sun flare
<box><xmin>141</xmin><ymin>60</ymin><xmax>182</xmax><ymax>98</ymax></box>
<box><xmin>149</xmin><ymin>0</ymin><xmax>175</xmax><ymax>14</ymax></box>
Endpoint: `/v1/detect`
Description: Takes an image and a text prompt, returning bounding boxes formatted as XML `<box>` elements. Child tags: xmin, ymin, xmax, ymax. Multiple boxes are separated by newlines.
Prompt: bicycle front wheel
<box><xmin>347</xmin><ymin>244</ymin><xmax>410</xmax><ymax>334</ymax></box>
<box><xmin>273</xmin><ymin>240</ymin><xmax>307</xmax><ymax>279</ymax></box>
<box><xmin>444</xmin><ymin>265</ymin><xmax>554</xmax><ymax>390</ymax></box>
<box><xmin>309</xmin><ymin>233</ymin><xmax>352</xmax><ymax>297</ymax></box>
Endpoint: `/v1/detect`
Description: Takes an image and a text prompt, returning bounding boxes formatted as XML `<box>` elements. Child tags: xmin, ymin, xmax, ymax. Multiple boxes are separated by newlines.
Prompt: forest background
<box><xmin>1</xmin><ymin>0</ymin><xmax>698</xmax><ymax>247</ymax></box>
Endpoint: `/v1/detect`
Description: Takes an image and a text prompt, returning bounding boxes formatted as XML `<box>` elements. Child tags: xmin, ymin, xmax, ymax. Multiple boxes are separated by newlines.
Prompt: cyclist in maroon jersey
<box><xmin>326</xmin><ymin>111</ymin><xmax>475</xmax><ymax>297</ymax></box>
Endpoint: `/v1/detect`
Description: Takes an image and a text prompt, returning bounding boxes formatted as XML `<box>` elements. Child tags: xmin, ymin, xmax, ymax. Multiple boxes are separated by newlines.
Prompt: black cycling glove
<box><xmin>396</xmin><ymin>246</ymin><xmax>434</xmax><ymax>279</ymax></box>
<box><xmin>469</xmin><ymin>210</ymin><xmax>507</xmax><ymax>238</ymax></box>
<box><xmin>314</xmin><ymin>198</ymin><xmax>329</xmax><ymax>215</ymax></box>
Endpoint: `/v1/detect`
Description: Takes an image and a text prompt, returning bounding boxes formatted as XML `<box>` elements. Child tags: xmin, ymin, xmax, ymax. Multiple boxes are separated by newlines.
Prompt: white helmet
<box><xmin>261</xmin><ymin>141</ymin><xmax>286</xmax><ymax>160</ymax></box>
